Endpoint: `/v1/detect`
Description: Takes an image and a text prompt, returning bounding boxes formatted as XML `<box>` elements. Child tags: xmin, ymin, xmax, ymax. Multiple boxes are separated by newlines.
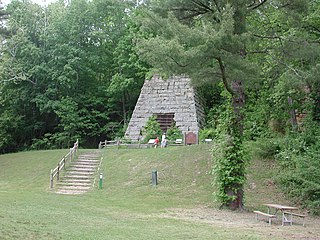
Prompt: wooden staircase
<box><xmin>55</xmin><ymin>152</ymin><xmax>101</xmax><ymax>195</ymax></box>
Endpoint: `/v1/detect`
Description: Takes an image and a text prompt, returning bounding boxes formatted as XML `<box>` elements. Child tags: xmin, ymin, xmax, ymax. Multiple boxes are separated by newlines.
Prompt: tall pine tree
<box><xmin>135</xmin><ymin>0</ymin><xmax>309</xmax><ymax>209</ymax></box>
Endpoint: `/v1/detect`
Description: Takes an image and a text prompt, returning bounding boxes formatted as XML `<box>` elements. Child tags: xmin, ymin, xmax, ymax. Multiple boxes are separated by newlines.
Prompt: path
<box><xmin>55</xmin><ymin>151</ymin><xmax>101</xmax><ymax>195</ymax></box>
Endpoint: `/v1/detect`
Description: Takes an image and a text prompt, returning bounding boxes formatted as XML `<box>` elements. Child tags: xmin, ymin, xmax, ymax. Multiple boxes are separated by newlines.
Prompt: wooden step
<box><xmin>58</xmin><ymin>185</ymin><xmax>91</xmax><ymax>190</ymax></box>
<box><xmin>56</xmin><ymin>189</ymin><xmax>88</xmax><ymax>195</ymax></box>
<box><xmin>70</xmin><ymin>163</ymin><xmax>97</xmax><ymax>167</ymax></box>
<box><xmin>54</xmin><ymin>152</ymin><xmax>101</xmax><ymax>195</ymax></box>
<box><xmin>66</xmin><ymin>171</ymin><xmax>95</xmax><ymax>175</ymax></box>
<box><xmin>68</xmin><ymin>167</ymin><xmax>96</xmax><ymax>172</ymax></box>
<box><xmin>58</xmin><ymin>182</ymin><xmax>92</xmax><ymax>187</ymax></box>
<box><xmin>77</xmin><ymin>157</ymin><xmax>100</xmax><ymax>160</ymax></box>
<box><xmin>63</xmin><ymin>174</ymin><xmax>94</xmax><ymax>179</ymax></box>
<box><xmin>59</xmin><ymin>179</ymin><xmax>92</xmax><ymax>185</ymax></box>
<box><xmin>75</xmin><ymin>160</ymin><xmax>100</xmax><ymax>164</ymax></box>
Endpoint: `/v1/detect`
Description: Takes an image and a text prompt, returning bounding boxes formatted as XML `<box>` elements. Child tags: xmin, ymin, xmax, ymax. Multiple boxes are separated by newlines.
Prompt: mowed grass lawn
<box><xmin>1</xmin><ymin>145</ymin><xmax>319</xmax><ymax>240</ymax></box>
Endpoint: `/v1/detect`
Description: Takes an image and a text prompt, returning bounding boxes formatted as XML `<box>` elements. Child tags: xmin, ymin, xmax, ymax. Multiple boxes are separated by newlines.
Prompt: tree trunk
<box><xmin>231</xmin><ymin>80</ymin><xmax>245</xmax><ymax>135</ymax></box>
<box><xmin>226</xmin><ymin>80</ymin><xmax>245</xmax><ymax>210</ymax></box>
<box><xmin>122</xmin><ymin>91</ymin><xmax>127</xmax><ymax>125</ymax></box>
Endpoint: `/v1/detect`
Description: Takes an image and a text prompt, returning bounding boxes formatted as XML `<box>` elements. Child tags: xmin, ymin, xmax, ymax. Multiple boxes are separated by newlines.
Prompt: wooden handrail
<box><xmin>98</xmin><ymin>140</ymin><xmax>118</xmax><ymax>149</ymax></box>
<box><xmin>50</xmin><ymin>139</ymin><xmax>79</xmax><ymax>188</ymax></box>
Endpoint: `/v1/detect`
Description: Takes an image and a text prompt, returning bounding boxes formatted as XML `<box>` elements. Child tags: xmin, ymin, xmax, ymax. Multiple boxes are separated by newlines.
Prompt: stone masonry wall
<box><xmin>124</xmin><ymin>75</ymin><xmax>205</xmax><ymax>141</ymax></box>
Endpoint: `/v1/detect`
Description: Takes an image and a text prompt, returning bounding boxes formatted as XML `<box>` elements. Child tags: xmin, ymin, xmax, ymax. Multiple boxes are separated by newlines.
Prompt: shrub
<box><xmin>275</xmin><ymin>120</ymin><xmax>320</xmax><ymax>215</ymax></box>
<box><xmin>253</xmin><ymin>138</ymin><xmax>282</xmax><ymax>160</ymax></box>
<box><xmin>142</xmin><ymin>115</ymin><xmax>162</xmax><ymax>143</ymax></box>
<box><xmin>166</xmin><ymin>124</ymin><xmax>183</xmax><ymax>141</ymax></box>
<box><xmin>199</xmin><ymin>128</ymin><xmax>217</xmax><ymax>141</ymax></box>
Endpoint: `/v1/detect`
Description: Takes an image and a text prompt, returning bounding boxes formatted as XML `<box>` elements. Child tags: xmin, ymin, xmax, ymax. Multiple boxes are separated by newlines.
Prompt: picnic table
<box><xmin>264</xmin><ymin>203</ymin><xmax>298</xmax><ymax>226</ymax></box>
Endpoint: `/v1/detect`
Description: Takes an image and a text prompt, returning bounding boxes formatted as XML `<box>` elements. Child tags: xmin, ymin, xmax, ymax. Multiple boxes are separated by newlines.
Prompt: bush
<box><xmin>166</xmin><ymin>124</ymin><xmax>183</xmax><ymax>141</ymax></box>
<box><xmin>199</xmin><ymin>128</ymin><xmax>217</xmax><ymax>141</ymax></box>
<box><xmin>276</xmin><ymin>146</ymin><xmax>320</xmax><ymax>215</ymax></box>
<box><xmin>142</xmin><ymin>115</ymin><xmax>162</xmax><ymax>143</ymax></box>
<box><xmin>275</xmin><ymin>121</ymin><xmax>320</xmax><ymax>215</ymax></box>
<box><xmin>253</xmin><ymin>138</ymin><xmax>282</xmax><ymax>160</ymax></box>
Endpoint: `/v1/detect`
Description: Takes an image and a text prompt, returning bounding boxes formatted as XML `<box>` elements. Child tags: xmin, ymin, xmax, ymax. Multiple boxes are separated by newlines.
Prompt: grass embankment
<box><xmin>0</xmin><ymin>145</ymin><xmax>319</xmax><ymax>239</ymax></box>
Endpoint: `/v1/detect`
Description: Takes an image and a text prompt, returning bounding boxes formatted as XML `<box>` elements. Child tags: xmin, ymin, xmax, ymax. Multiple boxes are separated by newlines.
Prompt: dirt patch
<box><xmin>158</xmin><ymin>206</ymin><xmax>320</xmax><ymax>240</ymax></box>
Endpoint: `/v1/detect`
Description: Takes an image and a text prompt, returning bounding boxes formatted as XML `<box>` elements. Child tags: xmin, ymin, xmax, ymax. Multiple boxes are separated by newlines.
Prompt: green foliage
<box><xmin>0</xmin><ymin>110</ymin><xmax>22</xmax><ymax>153</ymax></box>
<box><xmin>211</xmin><ymin>133</ymin><xmax>247</xmax><ymax>207</ymax></box>
<box><xmin>252</xmin><ymin>138</ymin><xmax>282</xmax><ymax>160</ymax></box>
<box><xmin>0</xmin><ymin>0</ymin><xmax>147</xmax><ymax>152</ymax></box>
<box><xmin>275</xmin><ymin>120</ymin><xmax>320</xmax><ymax>215</ymax></box>
<box><xmin>31</xmin><ymin>133</ymin><xmax>55</xmax><ymax>150</ymax></box>
<box><xmin>165</xmin><ymin>124</ymin><xmax>182</xmax><ymax>141</ymax></box>
<box><xmin>211</xmin><ymin>104</ymin><xmax>248</xmax><ymax>208</ymax></box>
<box><xmin>244</xmin><ymin>90</ymin><xmax>275</xmax><ymax>140</ymax></box>
<box><xmin>142</xmin><ymin>115</ymin><xmax>162</xmax><ymax>142</ymax></box>
<box><xmin>136</xmin><ymin>2</ymin><xmax>257</xmax><ymax>86</ymax></box>
<box><xmin>199</xmin><ymin>128</ymin><xmax>217</xmax><ymax>141</ymax></box>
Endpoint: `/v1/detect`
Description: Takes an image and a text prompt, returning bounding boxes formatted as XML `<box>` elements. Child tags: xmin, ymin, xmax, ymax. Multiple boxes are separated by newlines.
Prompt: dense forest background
<box><xmin>0</xmin><ymin>0</ymin><xmax>319</xmax><ymax>213</ymax></box>
<box><xmin>0</xmin><ymin>0</ymin><xmax>149</xmax><ymax>151</ymax></box>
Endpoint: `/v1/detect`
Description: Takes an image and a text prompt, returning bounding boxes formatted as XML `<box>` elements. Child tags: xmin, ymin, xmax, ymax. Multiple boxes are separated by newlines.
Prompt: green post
<box><xmin>152</xmin><ymin>170</ymin><xmax>158</xmax><ymax>186</ymax></box>
<box><xmin>99</xmin><ymin>173</ymin><xmax>103</xmax><ymax>189</ymax></box>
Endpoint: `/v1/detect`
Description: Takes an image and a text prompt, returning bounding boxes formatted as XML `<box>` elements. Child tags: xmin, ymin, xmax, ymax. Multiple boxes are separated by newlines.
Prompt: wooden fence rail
<box><xmin>98</xmin><ymin>139</ymin><xmax>187</xmax><ymax>149</ymax></box>
<box><xmin>98</xmin><ymin>140</ymin><xmax>120</xmax><ymax>149</ymax></box>
<box><xmin>50</xmin><ymin>139</ymin><xmax>79</xmax><ymax>188</ymax></box>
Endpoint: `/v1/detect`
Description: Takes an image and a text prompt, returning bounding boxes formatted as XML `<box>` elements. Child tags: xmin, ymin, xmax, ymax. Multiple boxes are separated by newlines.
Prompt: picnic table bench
<box><xmin>284</xmin><ymin>211</ymin><xmax>307</xmax><ymax>227</ymax></box>
<box><xmin>264</xmin><ymin>203</ymin><xmax>298</xmax><ymax>226</ymax></box>
<box><xmin>253</xmin><ymin>210</ymin><xmax>277</xmax><ymax>225</ymax></box>
<box><xmin>255</xmin><ymin>203</ymin><xmax>306</xmax><ymax>226</ymax></box>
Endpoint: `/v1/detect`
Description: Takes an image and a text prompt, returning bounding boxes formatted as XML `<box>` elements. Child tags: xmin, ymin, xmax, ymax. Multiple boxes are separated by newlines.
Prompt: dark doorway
<box><xmin>156</xmin><ymin>113</ymin><xmax>175</xmax><ymax>132</ymax></box>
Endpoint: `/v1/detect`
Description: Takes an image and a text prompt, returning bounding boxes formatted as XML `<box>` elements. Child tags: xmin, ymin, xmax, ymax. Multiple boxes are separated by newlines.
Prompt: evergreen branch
<box><xmin>176</xmin><ymin>9</ymin><xmax>209</xmax><ymax>21</ymax></box>
<box><xmin>216</xmin><ymin>57</ymin><xmax>235</xmax><ymax>96</ymax></box>
<box><xmin>167</xmin><ymin>55</ymin><xmax>189</xmax><ymax>68</ymax></box>
<box><xmin>248</xmin><ymin>0</ymin><xmax>268</xmax><ymax>10</ymax></box>
<box><xmin>269</xmin><ymin>54</ymin><xmax>304</xmax><ymax>78</ymax></box>
<box><xmin>302</xmin><ymin>25</ymin><xmax>320</xmax><ymax>37</ymax></box>
<box><xmin>253</xmin><ymin>32</ymin><xmax>285</xmax><ymax>49</ymax></box>
<box><xmin>311</xmin><ymin>25</ymin><xmax>320</xmax><ymax>34</ymax></box>
<box><xmin>191</xmin><ymin>0</ymin><xmax>214</xmax><ymax>14</ymax></box>
<box><xmin>278</xmin><ymin>3</ymin><xmax>290</xmax><ymax>9</ymax></box>
<box><xmin>5</xmin><ymin>74</ymin><xmax>36</xmax><ymax>85</ymax></box>
<box><xmin>213</xmin><ymin>0</ymin><xmax>221</xmax><ymax>13</ymax></box>
<box><xmin>173</xmin><ymin>2</ymin><xmax>220</xmax><ymax>23</ymax></box>
<box><xmin>253</xmin><ymin>34</ymin><xmax>282</xmax><ymax>40</ymax></box>
<box><xmin>246</xmin><ymin>49</ymin><xmax>269</xmax><ymax>54</ymax></box>
<box><xmin>192</xmin><ymin>0</ymin><xmax>221</xmax><ymax>23</ymax></box>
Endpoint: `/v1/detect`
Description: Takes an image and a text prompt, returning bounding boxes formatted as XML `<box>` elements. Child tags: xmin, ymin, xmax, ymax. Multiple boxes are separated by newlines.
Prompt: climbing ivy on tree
<box><xmin>211</xmin><ymin>102</ymin><xmax>248</xmax><ymax>206</ymax></box>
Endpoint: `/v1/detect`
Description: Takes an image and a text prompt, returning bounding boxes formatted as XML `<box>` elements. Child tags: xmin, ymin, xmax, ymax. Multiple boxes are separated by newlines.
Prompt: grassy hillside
<box><xmin>0</xmin><ymin>145</ymin><xmax>319</xmax><ymax>239</ymax></box>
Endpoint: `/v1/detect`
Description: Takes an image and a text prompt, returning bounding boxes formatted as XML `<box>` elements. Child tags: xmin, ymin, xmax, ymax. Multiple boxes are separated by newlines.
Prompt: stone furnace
<box><xmin>124</xmin><ymin>75</ymin><xmax>205</xmax><ymax>142</ymax></box>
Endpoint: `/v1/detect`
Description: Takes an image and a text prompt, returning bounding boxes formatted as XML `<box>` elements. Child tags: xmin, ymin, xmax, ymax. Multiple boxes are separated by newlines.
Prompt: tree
<box><xmin>107</xmin><ymin>18</ymin><xmax>149</xmax><ymax>131</ymax></box>
<box><xmin>0</xmin><ymin>0</ymin><xmax>148</xmax><ymax>151</ymax></box>
<box><xmin>135</xmin><ymin>0</ymin><xmax>310</xmax><ymax>209</ymax></box>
